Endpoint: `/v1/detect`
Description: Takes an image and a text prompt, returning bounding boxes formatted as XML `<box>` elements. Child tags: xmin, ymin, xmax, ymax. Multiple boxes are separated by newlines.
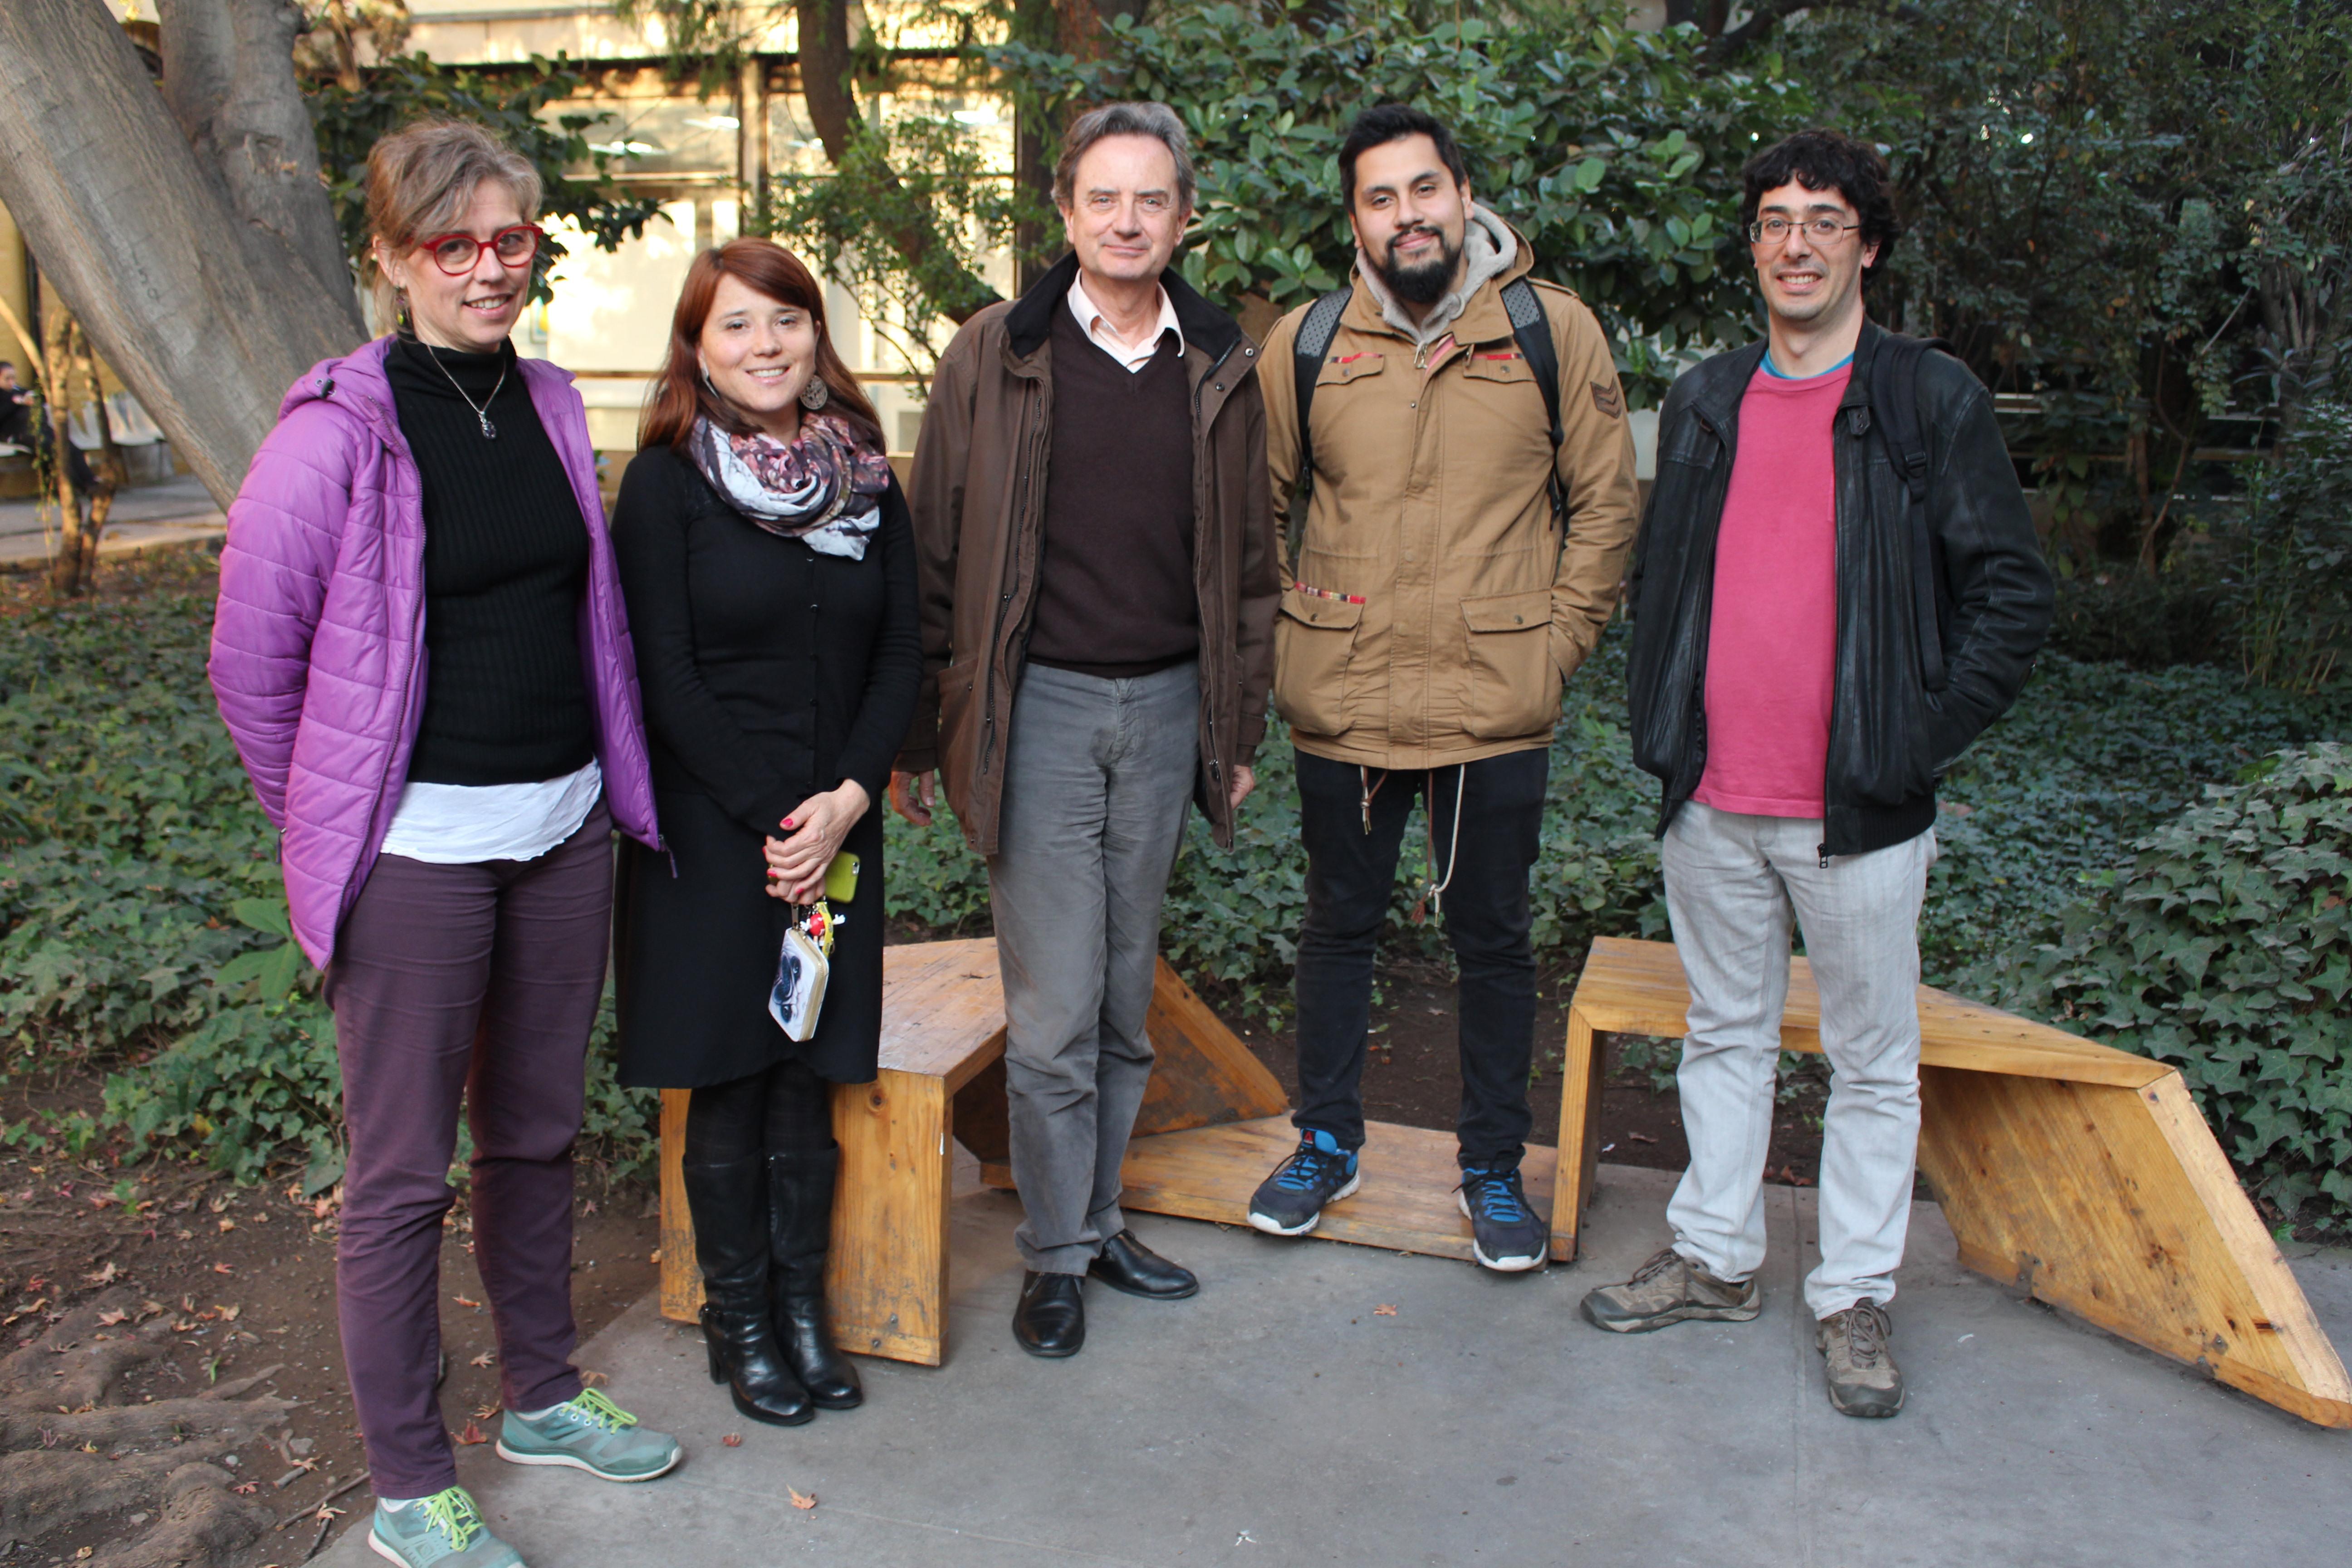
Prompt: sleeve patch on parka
<box><xmin>1590</xmin><ymin>381</ymin><xmax>1623</xmax><ymax>418</ymax></box>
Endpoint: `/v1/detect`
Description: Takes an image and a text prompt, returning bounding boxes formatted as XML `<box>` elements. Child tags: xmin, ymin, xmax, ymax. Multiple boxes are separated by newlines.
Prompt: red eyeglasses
<box><xmin>416</xmin><ymin>224</ymin><xmax>545</xmax><ymax>276</ymax></box>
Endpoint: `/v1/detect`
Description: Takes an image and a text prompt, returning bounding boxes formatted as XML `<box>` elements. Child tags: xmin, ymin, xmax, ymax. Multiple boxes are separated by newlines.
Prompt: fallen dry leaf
<box><xmin>1627</xmin><ymin>1131</ymin><xmax>1659</xmax><ymax>1145</ymax></box>
<box><xmin>453</xmin><ymin>1294</ymin><xmax>482</xmax><ymax>1309</ymax></box>
<box><xmin>212</xmin><ymin>1263</ymin><xmax>233</xmax><ymax>1275</ymax></box>
<box><xmin>648</xmin><ymin>1248</ymin><xmax>661</xmax><ymax>1264</ymax></box>
<box><xmin>468</xmin><ymin>1352</ymin><xmax>495</xmax><ymax>1368</ymax></box>
<box><xmin>471</xmin><ymin>1401</ymin><xmax>500</xmax><ymax>1421</ymax></box>
<box><xmin>218</xmin><ymin>1303</ymin><xmax>240</xmax><ymax>1322</ymax></box>
<box><xmin>454</xmin><ymin>1421</ymin><xmax>488</xmax><ymax>1446</ymax></box>
<box><xmin>314</xmin><ymin>1504</ymin><xmax>346</xmax><ymax>1524</ymax></box>
<box><xmin>1373</xmin><ymin>1304</ymin><xmax>1398</xmax><ymax>1317</ymax></box>
<box><xmin>788</xmin><ymin>1486</ymin><xmax>817</xmax><ymax>1510</ymax></box>
<box><xmin>218</xmin><ymin>1218</ymin><xmax>236</xmax><ymax>1232</ymax></box>
<box><xmin>721</xmin><ymin>1433</ymin><xmax>743</xmax><ymax>1447</ymax></box>
<box><xmin>579</xmin><ymin>1369</ymin><xmax>608</xmax><ymax>1387</ymax></box>
<box><xmin>95</xmin><ymin>1308</ymin><xmax>128</xmax><ymax>1328</ymax></box>
<box><xmin>83</xmin><ymin>1262</ymin><xmax>120</xmax><ymax>1285</ymax></box>
<box><xmin>233</xmin><ymin>1481</ymin><xmax>260</xmax><ymax>1495</ymax></box>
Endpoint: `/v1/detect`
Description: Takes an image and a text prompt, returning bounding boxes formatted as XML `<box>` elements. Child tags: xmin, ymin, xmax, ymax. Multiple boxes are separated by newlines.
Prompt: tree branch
<box><xmin>0</xmin><ymin>0</ymin><xmax>363</xmax><ymax>505</ymax></box>
<box><xmin>793</xmin><ymin>0</ymin><xmax>999</xmax><ymax>322</ymax></box>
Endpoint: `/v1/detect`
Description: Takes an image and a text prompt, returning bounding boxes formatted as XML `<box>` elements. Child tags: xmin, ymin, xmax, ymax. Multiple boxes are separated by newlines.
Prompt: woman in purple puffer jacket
<box><xmin>209</xmin><ymin>119</ymin><xmax>681</xmax><ymax>1568</ymax></box>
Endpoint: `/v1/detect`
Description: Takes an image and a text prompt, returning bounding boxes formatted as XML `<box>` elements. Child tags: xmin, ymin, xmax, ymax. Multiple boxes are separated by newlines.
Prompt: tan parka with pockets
<box><xmin>1261</xmin><ymin>230</ymin><xmax>1641</xmax><ymax>769</ymax></box>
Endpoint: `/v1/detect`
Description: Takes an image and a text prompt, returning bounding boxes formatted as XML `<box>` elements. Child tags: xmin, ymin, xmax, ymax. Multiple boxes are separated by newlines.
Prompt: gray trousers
<box><xmin>990</xmin><ymin>661</ymin><xmax>1200</xmax><ymax>1274</ymax></box>
<box><xmin>1661</xmin><ymin>801</ymin><xmax>1937</xmax><ymax>1317</ymax></box>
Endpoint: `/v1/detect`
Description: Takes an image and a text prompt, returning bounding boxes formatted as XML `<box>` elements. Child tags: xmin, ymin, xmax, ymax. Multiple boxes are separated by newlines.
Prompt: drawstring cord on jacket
<box><xmin>1361</xmin><ymin>764</ymin><xmax>1470</xmax><ymax>924</ymax></box>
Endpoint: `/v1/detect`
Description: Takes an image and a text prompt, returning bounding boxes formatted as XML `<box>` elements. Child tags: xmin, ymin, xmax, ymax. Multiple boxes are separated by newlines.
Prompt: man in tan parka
<box><xmin>1245</xmin><ymin>105</ymin><xmax>1640</xmax><ymax>1270</ymax></box>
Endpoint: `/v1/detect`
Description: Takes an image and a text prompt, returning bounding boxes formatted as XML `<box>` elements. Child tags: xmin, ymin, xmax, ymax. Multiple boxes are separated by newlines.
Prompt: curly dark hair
<box><xmin>1740</xmin><ymin>129</ymin><xmax>1902</xmax><ymax>285</ymax></box>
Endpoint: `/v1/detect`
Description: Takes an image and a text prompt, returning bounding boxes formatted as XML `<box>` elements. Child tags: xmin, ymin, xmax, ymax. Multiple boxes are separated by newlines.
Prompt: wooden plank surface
<box><xmin>1917</xmin><ymin>1064</ymin><xmax>2351</xmax><ymax>1428</ymax></box>
<box><xmin>984</xmin><ymin>1117</ymin><xmax>1559</xmax><ymax>1264</ymax></box>
<box><xmin>827</xmin><ymin>1071</ymin><xmax>954</xmax><ymax>1366</ymax></box>
<box><xmin>1132</xmin><ymin>960</ymin><xmax>1292</xmax><ymax>1137</ymax></box>
<box><xmin>657</xmin><ymin>1090</ymin><xmax>696</xmax><ymax>1325</ymax></box>
<box><xmin>1570</xmin><ymin>936</ymin><xmax>2168</xmax><ymax>1089</ymax></box>
<box><xmin>877</xmin><ymin>937</ymin><xmax>1007</xmax><ymax>1091</ymax></box>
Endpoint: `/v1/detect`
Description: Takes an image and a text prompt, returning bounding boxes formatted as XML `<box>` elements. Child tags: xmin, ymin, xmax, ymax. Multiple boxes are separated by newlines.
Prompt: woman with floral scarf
<box><xmin>611</xmin><ymin>239</ymin><xmax>919</xmax><ymax>1426</ymax></box>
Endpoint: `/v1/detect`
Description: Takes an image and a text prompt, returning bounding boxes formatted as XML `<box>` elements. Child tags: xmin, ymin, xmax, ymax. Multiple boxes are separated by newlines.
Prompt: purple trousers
<box><xmin>324</xmin><ymin>805</ymin><xmax>612</xmax><ymax>1498</ymax></box>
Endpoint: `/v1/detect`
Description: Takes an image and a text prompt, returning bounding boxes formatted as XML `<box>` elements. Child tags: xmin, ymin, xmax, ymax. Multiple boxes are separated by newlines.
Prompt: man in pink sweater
<box><xmin>1591</xmin><ymin>131</ymin><xmax>2053</xmax><ymax>1418</ymax></box>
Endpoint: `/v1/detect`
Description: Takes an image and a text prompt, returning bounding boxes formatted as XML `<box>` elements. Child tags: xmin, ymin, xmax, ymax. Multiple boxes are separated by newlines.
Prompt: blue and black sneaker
<box><xmin>1458</xmin><ymin>1163</ymin><xmax>1546</xmax><ymax>1272</ymax></box>
<box><xmin>1247</xmin><ymin>1130</ymin><xmax>1361</xmax><ymax>1236</ymax></box>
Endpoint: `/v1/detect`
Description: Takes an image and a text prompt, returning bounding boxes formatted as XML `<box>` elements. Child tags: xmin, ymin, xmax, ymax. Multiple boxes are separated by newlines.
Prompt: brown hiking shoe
<box><xmin>1817</xmin><ymin>1301</ymin><xmax>1905</xmax><ymax>1418</ymax></box>
<box><xmin>1579</xmin><ymin>1245</ymin><xmax>1760</xmax><ymax>1333</ymax></box>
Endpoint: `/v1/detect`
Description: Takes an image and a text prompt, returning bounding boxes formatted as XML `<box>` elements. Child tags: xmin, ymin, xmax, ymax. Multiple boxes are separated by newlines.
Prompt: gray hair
<box><xmin>1052</xmin><ymin>101</ymin><xmax>1196</xmax><ymax>214</ymax></box>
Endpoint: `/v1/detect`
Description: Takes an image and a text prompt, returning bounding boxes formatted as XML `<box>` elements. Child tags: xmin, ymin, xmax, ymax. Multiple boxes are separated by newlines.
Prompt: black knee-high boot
<box><xmin>685</xmin><ymin>1154</ymin><xmax>813</xmax><ymax>1426</ymax></box>
<box><xmin>768</xmin><ymin>1144</ymin><xmax>862</xmax><ymax>1409</ymax></box>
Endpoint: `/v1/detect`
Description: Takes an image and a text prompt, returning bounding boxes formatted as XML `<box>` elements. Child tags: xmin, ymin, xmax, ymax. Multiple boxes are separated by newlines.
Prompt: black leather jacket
<box><xmin>1627</xmin><ymin>322</ymin><xmax>2054</xmax><ymax>857</ymax></box>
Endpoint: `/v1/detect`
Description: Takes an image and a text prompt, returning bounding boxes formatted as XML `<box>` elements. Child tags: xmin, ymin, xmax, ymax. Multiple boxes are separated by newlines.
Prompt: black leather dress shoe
<box><xmin>1087</xmin><ymin>1230</ymin><xmax>1200</xmax><ymax>1300</ymax></box>
<box><xmin>1013</xmin><ymin>1271</ymin><xmax>1085</xmax><ymax>1357</ymax></box>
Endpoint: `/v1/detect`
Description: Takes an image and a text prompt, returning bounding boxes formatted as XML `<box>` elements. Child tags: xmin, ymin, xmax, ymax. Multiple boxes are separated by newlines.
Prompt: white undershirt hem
<box><xmin>379</xmin><ymin>758</ymin><xmax>604</xmax><ymax>865</ymax></box>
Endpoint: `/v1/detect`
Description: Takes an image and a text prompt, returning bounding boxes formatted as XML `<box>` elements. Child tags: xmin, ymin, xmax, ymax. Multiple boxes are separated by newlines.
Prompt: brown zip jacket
<box><xmin>896</xmin><ymin>254</ymin><xmax>1279</xmax><ymax>854</ymax></box>
<box><xmin>1262</xmin><ymin>227</ymin><xmax>1641</xmax><ymax>769</ymax></box>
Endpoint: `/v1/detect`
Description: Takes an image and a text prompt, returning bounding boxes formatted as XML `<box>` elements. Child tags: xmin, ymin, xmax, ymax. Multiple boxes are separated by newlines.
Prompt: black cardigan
<box><xmin>610</xmin><ymin>444</ymin><xmax>922</xmax><ymax>836</ymax></box>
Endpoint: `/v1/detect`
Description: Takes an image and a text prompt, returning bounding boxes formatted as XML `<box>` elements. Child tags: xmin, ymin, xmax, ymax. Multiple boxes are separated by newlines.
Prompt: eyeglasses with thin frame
<box><xmin>416</xmin><ymin>223</ymin><xmax>545</xmax><ymax>276</ymax></box>
<box><xmin>1748</xmin><ymin>216</ymin><xmax>1862</xmax><ymax>246</ymax></box>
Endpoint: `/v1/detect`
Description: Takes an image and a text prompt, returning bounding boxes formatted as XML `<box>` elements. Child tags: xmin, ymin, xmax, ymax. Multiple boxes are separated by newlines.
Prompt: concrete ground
<box><xmin>319</xmin><ymin>1163</ymin><xmax>2352</xmax><ymax>1568</ymax></box>
<box><xmin>0</xmin><ymin>472</ymin><xmax>221</xmax><ymax>567</ymax></box>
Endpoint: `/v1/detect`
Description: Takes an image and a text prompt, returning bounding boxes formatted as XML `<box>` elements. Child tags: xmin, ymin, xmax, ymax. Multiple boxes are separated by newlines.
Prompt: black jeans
<box><xmin>1291</xmin><ymin>745</ymin><xmax>1548</xmax><ymax>1168</ymax></box>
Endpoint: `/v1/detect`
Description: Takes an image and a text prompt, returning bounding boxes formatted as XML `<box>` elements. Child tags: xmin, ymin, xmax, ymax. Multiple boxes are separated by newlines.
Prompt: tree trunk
<box><xmin>0</xmin><ymin>0</ymin><xmax>363</xmax><ymax>510</ymax></box>
<box><xmin>157</xmin><ymin>0</ymin><xmax>358</xmax><ymax>313</ymax></box>
<box><xmin>39</xmin><ymin>296</ymin><xmax>89</xmax><ymax>598</ymax></box>
<box><xmin>794</xmin><ymin>0</ymin><xmax>999</xmax><ymax>322</ymax></box>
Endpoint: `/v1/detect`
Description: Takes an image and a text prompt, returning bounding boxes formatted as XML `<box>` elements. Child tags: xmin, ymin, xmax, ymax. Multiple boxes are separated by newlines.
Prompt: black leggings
<box><xmin>684</xmin><ymin>1058</ymin><xmax>833</xmax><ymax>1164</ymax></box>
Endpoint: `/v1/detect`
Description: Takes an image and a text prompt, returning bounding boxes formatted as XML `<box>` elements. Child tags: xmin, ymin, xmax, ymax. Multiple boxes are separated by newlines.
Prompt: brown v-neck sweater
<box><xmin>1026</xmin><ymin>303</ymin><xmax>1199</xmax><ymax>679</ymax></box>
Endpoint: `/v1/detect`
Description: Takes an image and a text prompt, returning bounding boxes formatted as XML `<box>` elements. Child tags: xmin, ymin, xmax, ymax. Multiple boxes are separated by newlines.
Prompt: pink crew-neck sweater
<box><xmin>1690</xmin><ymin>358</ymin><xmax>1853</xmax><ymax>820</ymax></box>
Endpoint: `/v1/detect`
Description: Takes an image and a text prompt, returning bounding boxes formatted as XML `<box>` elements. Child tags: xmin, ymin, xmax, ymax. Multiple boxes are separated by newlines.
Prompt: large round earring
<box><xmin>799</xmin><ymin>376</ymin><xmax>830</xmax><ymax>412</ymax></box>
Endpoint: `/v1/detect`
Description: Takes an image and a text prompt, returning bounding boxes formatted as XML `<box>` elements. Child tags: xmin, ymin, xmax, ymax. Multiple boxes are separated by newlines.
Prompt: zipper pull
<box><xmin>1818</xmin><ymin>843</ymin><xmax>1831</xmax><ymax>869</ymax></box>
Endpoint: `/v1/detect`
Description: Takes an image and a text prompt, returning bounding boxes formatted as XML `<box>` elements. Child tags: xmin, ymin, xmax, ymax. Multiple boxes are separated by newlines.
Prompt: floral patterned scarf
<box><xmin>687</xmin><ymin>411</ymin><xmax>892</xmax><ymax>560</ymax></box>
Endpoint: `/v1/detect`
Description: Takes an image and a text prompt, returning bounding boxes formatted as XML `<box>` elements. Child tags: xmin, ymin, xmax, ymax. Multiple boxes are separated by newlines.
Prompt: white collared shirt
<box><xmin>1067</xmin><ymin>274</ymin><xmax>1184</xmax><ymax>372</ymax></box>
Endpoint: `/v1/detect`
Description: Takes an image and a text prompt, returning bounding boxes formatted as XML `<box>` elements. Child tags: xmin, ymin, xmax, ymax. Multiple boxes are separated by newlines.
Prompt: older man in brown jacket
<box><xmin>1245</xmin><ymin>105</ymin><xmax>1640</xmax><ymax>1271</ymax></box>
<box><xmin>892</xmin><ymin>103</ymin><xmax>1278</xmax><ymax>1357</ymax></box>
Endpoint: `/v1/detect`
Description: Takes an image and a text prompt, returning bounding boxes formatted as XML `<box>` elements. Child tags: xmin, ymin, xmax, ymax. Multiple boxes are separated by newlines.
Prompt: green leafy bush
<box><xmin>1971</xmin><ymin>747</ymin><xmax>2352</xmax><ymax>1225</ymax></box>
<box><xmin>997</xmin><ymin>0</ymin><xmax>1812</xmax><ymax>405</ymax></box>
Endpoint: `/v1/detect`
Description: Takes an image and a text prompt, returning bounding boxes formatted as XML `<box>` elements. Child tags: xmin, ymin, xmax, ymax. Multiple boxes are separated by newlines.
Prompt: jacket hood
<box><xmin>1004</xmin><ymin>250</ymin><xmax>1244</xmax><ymax>363</ymax></box>
<box><xmin>1353</xmin><ymin>204</ymin><xmax>1521</xmax><ymax>348</ymax></box>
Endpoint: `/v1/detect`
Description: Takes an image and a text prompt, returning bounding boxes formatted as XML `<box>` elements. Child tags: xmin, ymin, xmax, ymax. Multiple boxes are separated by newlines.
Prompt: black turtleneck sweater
<box><xmin>385</xmin><ymin>335</ymin><xmax>596</xmax><ymax>786</ymax></box>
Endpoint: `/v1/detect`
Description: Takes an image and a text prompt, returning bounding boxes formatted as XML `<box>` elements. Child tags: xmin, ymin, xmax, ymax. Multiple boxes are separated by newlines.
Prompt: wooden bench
<box><xmin>659</xmin><ymin>939</ymin><xmax>1008</xmax><ymax>1365</ymax></box>
<box><xmin>1555</xmin><ymin>935</ymin><xmax>2352</xmax><ymax>1428</ymax></box>
<box><xmin>657</xmin><ymin>938</ymin><xmax>1289</xmax><ymax>1367</ymax></box>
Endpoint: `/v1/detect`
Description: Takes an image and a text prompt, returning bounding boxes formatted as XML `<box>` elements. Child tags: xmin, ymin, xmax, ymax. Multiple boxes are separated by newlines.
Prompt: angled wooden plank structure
<box><xmin>1554</xmin><ymin>935</ymin><xmax>2352</xmax><ymax>1428</ymax></box>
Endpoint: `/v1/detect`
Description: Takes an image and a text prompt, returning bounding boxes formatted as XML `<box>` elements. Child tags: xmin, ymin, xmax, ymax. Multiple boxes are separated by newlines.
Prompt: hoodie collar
<box><xmin>1353</xmin><ymin>203</ymin><xmax>1519</xmax><ymax>348</ymax></box>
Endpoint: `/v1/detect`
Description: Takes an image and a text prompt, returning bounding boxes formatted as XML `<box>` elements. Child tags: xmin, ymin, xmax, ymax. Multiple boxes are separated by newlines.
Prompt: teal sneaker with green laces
<box><xmin>368</xmin><ymin>1488</ymin><xmax>523</xmax><ymax>1568</ymax></box>
<box><xmin>494</xmin><ymin>1388</ymin><xmax>681</xmax><ymax>1482</ymax></box>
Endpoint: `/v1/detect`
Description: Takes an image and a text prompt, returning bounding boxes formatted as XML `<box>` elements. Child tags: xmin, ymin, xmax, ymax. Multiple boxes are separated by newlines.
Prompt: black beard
<box><xmin>1374</xmin><ymin>227</ymin><xmax>1460</xmax><ymax>306</ymax></box>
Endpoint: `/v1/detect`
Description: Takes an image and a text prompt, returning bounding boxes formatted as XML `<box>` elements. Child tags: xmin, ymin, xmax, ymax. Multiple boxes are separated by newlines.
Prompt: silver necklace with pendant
<box><xmin>421</xmin><ymin>339</ymin><xmax>505</xmax><ymax>439</ymax></box>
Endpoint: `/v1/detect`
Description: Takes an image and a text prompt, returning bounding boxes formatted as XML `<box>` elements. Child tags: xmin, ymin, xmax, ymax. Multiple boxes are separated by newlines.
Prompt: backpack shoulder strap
<box><xmin>1869</xmin><ymin>331</ymin><xmax>1955</xmax><ymax>503</ymax></box>
<box><xmin>1500</xmin><ymin>277</ymin><xmax>1565</xmax><ymax>521</ymax></box>
<box><xmin>1500</xmin><ymin>278</ymin><xmax>1563</xmax><ymax>456</ymax></box>
<box><xmin>1868</xmin><ymin>330</ymin><xmax>1960</xmax><ymax>689</ymax></box>
<box><xmin>1291</xmin><ymin>285</ymin><xmax>1354</xmax><ymax>490</ymax></box>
